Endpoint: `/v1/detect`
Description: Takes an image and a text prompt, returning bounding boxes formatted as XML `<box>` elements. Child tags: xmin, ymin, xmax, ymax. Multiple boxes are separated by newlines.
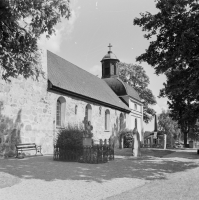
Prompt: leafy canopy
<box><xmin>0</xmin><ymin>0</ymin><xmax>71</xmax><ymax>81</ymax></box>
<box><xmin>158</xmin><ymin>110</ymin><xmax>180</xmax><ymax>139</ymax></box>
<box><xmin>118</xmin><ymin>62</ymin><xmax>157</xmax><ymax>123</ymax></box>
<box><xmin>134</xmin><ymin>0</ymin><xmax>199</xmax><ymax>75</ymax></box>
<box><xmin>134</xmin><ymin>0</ymin><xmax>199</xmax><ymax>144</ymax></box>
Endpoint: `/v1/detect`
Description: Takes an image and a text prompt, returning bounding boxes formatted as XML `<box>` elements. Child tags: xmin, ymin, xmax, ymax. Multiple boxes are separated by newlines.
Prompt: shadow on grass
<box><xmin>0</xmin><ymin>148</ymin><xmax>198</xmax><ymax>183</ymax></box>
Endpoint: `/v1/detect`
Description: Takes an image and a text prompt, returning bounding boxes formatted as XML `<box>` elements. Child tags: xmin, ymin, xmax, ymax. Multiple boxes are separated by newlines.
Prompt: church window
<box><xmin>114</xmin><ymin>64</ymin><xmax>116</xmax><ymax>75</ymax></box>
<box><xmin>134</xmin><ymin>103</ymin><xmax>137</xmax><ymax>110</ymax></box>
<box><xmin>56</xmin><ymin>100</ymin><xmax>61</xmax><ymax>126</ymax></box>
<box><xmin>56</xmin><ymin>96</ymin><xmax>66</xmax><ymax>127</ymax></box>
<box><xmin>85</xmin><ymin>104</ymin><xmax>92</xmax><ymax>123</ymax></box>
<box><xmin>75</xmin><ymin>105</ymin><xmax>78</xmax><ymax>115</ymax></box>
<box><xmin>135</xmin><ymin>118</ymin><xmax>137</xmax><ymax>128</ymax></box>
<box><xmin>104</xmin><ymin>66</ymin><xmax>110</xmax><ymax>76</ymax></box>
<box><xmin>105</xmin><ymin>109</ymin><xmax>110</xmax><ymax>131</ymax></box>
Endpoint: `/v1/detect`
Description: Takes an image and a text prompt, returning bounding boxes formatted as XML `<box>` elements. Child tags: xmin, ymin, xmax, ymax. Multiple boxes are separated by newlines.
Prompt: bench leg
<box><xmin>16</xmin><ymin>150</ymin><xmax>18</xmax><ymax>158</ymax></box>
<box><xmin>36</xmin><ymin>147</ymin><xmax>43</xmax><ymax>156</ymax></box>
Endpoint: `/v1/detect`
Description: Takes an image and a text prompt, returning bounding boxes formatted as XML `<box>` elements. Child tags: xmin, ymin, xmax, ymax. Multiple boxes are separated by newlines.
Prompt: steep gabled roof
<box><xmin>47</xmin><ymin>50</ymin><xmax>130</xmax><ymax>112</ymax></box>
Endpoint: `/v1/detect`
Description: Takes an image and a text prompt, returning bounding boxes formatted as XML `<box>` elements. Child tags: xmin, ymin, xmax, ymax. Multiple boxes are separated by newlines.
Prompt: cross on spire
<box><xmin>108</xmin><ymin>43</ymin><xmax>112</xmax><ymax>52</ymax></box>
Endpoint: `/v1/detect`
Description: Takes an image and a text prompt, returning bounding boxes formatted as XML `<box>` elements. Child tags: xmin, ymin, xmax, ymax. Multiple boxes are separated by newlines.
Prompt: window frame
<box><xmin>56</xmin><ymin>96</ymin><xmax>66</xmax><ymax>127</ymax></box>
<box><xmin>56</xmin><ymin>99</ymin><xmax>61</xmax><ymax>127</ymax></box>
<box><xmin>105</xmin><ymin>109</ymin><xmax>110</xmax><ymax>131</ymax></box>
<box><xmin>85</xmin><ymin>104</ymin><xmax>92</xmax><ymax>124</ymax></box>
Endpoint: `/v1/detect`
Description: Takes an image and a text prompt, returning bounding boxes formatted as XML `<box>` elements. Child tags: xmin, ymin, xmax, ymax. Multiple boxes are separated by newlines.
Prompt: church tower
<box><xmin>101</xmin><ymin>44</ymin><xmax>120</xmax><ymax>79</ymax></box>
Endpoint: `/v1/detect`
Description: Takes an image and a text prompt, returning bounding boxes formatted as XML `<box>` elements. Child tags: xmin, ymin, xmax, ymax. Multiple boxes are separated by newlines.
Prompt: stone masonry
<box><xmin>0</xmin><ymin>49</ymin><xmax>127</xmax><ymax>156</ymax></box>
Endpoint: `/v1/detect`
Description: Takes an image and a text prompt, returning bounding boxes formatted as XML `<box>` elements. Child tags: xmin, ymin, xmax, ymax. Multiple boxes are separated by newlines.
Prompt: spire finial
<box><xmin>108</xmin><ymin>43</ymin><xmax>112</xmax><ymax>52</ymax></box>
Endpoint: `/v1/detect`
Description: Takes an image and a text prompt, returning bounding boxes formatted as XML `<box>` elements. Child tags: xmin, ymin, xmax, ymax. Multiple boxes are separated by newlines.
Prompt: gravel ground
<box><xmin>0</xmin><ymin>148</ymin><xmax>198</xmax><ymax>200</ymax></box>
<box><xmin>106</xmin><ymin>150</ymin><xmax>199</xmax><ymax>200</ymax></box>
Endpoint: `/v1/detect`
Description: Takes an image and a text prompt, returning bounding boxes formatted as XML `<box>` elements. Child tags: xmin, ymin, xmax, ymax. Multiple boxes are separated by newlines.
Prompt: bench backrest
<box><xmin>16</xmin><ymin>143</ymin><xmax>36</xmax><ymax>149</ymax></box>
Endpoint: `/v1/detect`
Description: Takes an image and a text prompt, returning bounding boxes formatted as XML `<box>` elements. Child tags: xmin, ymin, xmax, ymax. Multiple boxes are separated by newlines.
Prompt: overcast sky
<box><xmin>40</xmin><ymin>0</ymin><xmax>168</xmax><ymax>132</ymax></box>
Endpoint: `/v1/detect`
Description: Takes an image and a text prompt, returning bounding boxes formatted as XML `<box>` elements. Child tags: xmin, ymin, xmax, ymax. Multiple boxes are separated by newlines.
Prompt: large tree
<box><xmin>0</xmin><ymin>0</ymin><xmax>71</xmax><ymax>81</ymax></box>
<box><xmin>134</xmin><ymin>0</ymin><xmax>199</xmax><ymax>145</ymax></box>
<box><xmin>160</xmin><ymin>68</ymin><xmax>199</xmax><ymax>145</ymax></box>
<box><xmin>118</xmin><ymin>62</ymin><xmax>156</xmax><ymax>123</ymax></box>
<box><xmin>158</xmin><ymin>109</ymin><xmax>181</xmax><ymax>149</ymax></box>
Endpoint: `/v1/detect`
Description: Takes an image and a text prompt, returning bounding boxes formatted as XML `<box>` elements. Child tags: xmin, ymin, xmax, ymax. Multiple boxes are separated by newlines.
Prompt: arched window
<box><xmin>56</xmin><ymin>96</ymin><xmax>66</xmax><ymax>127</ymax></box>
<box><xmin>105</xmin><ymin>109</ymin><xmax>110</xmax><ymax>131</ymax></box>
<box><xmin>56</xmin><ymin>100</ymin><xmax>61</xmax><ymax>126</ymax></box>
<box><xmin>85</xmin><ymin>104</ymin><xmax>92</xmax><ymax>123</ymax></box>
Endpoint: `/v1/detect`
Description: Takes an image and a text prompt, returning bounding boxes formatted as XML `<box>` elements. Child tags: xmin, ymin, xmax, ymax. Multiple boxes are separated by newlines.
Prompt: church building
<box><xmin>0</xmin><ymin>44</ymin><xmax>143</xmax><ymax>154</ymax></box>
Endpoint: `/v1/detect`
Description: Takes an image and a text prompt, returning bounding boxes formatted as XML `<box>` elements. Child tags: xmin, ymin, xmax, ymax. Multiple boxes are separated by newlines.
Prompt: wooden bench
<box><xmin>15</xmin><ymin>143</ymin><xmax>43</xmax><ymax>157</ymax></box>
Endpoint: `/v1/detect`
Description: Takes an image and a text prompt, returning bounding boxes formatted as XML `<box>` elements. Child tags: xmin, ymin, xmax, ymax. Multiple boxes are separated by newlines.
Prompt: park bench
<box><xmin>15</xmin><ymin>143</ymin><xmax>43</xmax><ymax>158</ymax></box>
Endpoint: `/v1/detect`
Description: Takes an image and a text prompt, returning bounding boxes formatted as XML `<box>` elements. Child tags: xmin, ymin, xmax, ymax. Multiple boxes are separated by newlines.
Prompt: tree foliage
<box><xmin>0</xmin><ymin>0</ymin><xmax>71</xmax><ymax>81</ymax></box>
<box><xmin>134</xmin><ymin>0</ymin><xmax>199</xmax><ymax>75</ymax></box>
<box><xmin>158</xmin><ymin>110</ymin><xmax>181</xmax><ymax>140</ymax></box>
<box><xmin>160</xmin><ymin>69</ymin><xmax>199</xmax><ymax>144</ymax></box>
<box><xmin>134</xmin><ymin>0</ymin><xmax>199</xmax><ymax>144</ymax></box>
<box><xmin>118</xmin><ymin>62</ymin><xmax>156</xmax><ymax>123</ymax></box>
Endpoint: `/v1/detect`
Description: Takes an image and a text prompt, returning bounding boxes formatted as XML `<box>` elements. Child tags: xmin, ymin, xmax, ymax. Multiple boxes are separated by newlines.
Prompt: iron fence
<box><xmin>53</xmin><ymin>139</ymin><xmax>114</xmax><ymax>163</ymax></box>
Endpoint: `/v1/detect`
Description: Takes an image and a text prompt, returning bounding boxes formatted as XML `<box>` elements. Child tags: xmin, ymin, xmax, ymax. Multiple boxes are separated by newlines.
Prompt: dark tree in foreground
<box><xmin>160</xmin><ymin>69</ymin><xmax>199</xmax><ymax>145</ymax></box>
<box><xmin>0</xmin><ymin>0</ymin><xmax>71</xmax><ymax>81</ymax></box>
<box><xmin>134</xmin><ymin>0</ymin><xmax>199</xmax><ymax>145</ymax></box>
<box><xmin>118</xmin><ymin>62</ymin><xmax>156</xmax><ymax>123</ymax></box>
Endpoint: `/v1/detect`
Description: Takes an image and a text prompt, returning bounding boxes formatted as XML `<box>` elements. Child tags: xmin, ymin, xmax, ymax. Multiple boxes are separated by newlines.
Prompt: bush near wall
<box><xmin>54</xmin><ymin>125</ymin><xmax>114</xmax><ymax>163</ymax></box>
<box><xmin>54</xmin><ymin>125</ymin><xmax>84</xmax><ymax>161</ymax></box>
<box><xmin>119</xmin><ymin>129</ymin><xmax>133</xmax><ymax>148</ymax></box>
<box><xmin>55</xmin><ymin>125</ymin><xmax>84</xmax><ymax>149</ymax></box>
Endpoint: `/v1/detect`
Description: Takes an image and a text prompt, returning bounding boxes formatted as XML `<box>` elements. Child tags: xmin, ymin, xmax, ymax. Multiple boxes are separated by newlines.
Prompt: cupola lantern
<box><xmin>101</xmin><ymin>44</ymin><xmax>120</xmax><ymax>79</ymax></box>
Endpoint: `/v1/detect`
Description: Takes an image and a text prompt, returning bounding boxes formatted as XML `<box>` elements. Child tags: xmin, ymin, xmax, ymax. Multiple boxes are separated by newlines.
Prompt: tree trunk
<box><xmin>164</xmin><ymin>134</ymin><xmax>167</xmax><ymax>149</ymax></box>
<box><xmin>184</xmin><ymin>132</ymin><xmax>188</xmax><ymax>147</ymax></box>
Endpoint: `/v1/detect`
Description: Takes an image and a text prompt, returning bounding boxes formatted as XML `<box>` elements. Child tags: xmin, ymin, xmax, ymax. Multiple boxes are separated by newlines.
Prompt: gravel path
<box><xmin>0</xmin><ymin>148</ymin><xmax>198</xmax><ymax>200</ymax></box>
<box><xmin>106</xmin><ymin>162</ymin><xmax>199</xmax><ymax>200</ymax></box>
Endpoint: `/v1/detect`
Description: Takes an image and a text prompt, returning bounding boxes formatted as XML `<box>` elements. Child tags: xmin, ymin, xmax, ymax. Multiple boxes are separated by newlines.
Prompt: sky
<box><xmin>40</xmin><ymin>0</ymin><xmax>169</xmax><ymax>132</ymax></box>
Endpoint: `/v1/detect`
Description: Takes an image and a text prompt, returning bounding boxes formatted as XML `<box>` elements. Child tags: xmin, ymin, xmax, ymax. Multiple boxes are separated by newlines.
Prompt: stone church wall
<box><xmin>0</xmin><ymin>77</ymin><xmax>126</xmax><ymax>155</ymax></box>
<box><xmin>0</xmin><ymin>76</ymin><xmax>55</xmax><ymax>155</ymax></box>
<box><xmin>0</xmin><ymin>77</ymin><xmax>127</xmax><ymax>156</ymax></box>
<box><xmin>0</xmin><ymin>48</ymin><xmax>55</xmax><ymax>156</ymax></box>
<box><xmin>0</xmin><ymin>49</ymin><xmax>128</xmax><ymax>156</ymax></box>
<box><xmin>49</xmin><ymin>90</ymin><xmax>126</xmax><ymax>148</ymax></box>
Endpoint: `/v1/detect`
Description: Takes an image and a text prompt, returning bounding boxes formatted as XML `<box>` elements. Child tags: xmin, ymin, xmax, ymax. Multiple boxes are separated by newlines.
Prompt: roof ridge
<box><xmin>47</xmin><ymin>50</ymin><xmax>101</xmax><ymax>79</ymax></box>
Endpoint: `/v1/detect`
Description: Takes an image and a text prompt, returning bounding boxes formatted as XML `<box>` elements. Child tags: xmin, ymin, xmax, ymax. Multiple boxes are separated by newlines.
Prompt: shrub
<box><xmin>119</xmin><ymin>129</ymin><xmax>133</xmax><ymax>148</ymax></box>
<box><xmin>55</xmin><ymin>124</ymin><xmax>84</xmax><ymax>149</ymax></box>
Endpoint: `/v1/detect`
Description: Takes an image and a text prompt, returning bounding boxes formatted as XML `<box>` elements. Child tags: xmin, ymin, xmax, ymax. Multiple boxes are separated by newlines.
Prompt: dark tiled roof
<box><xmin>124</xmin><ymin>83</ymin><xmax>141</xmax><ymax>101</ymax></box>
<box><xmin>103</xmin><ymin>78</ymin><xmax>141</xmax><ymax>101</ymax></box>
<box><xmin>47</xmin><ymin>50</ymin><xmax>130</xmax><ymax>112</ymax></box>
